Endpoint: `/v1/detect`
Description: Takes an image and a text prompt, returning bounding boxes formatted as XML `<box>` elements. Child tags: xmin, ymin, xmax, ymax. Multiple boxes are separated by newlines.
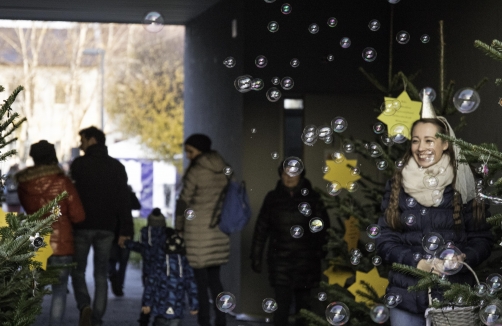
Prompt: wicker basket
<box><xmin>425</xmin><ymin>305</ymin><xmax>481</xmax><ymax>326</ymax></box>
<box><xmin>424</xmin><ymin>262</ymin><xmax>481</xmax><ymax>326</ymax></box>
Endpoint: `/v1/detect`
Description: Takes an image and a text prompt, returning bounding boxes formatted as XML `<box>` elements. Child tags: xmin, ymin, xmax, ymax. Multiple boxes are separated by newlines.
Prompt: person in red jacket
<box><xmin>16</xmin><ymin>140</ymin><xmax>85</xmax><ymax>326</ymax></box>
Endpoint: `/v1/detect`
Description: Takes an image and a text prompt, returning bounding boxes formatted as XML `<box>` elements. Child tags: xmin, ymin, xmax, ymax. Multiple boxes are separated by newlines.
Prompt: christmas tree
<box><xmin>0</xmin><ymin>85</ymin><xmax>66</xmax><ymax>326</ymax></box>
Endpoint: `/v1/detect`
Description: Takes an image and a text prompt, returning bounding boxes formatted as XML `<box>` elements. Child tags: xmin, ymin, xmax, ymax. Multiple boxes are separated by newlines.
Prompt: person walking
<box><xmin>16</xmin><ymin>140</ymin><xmax>86</xmax><ymax>326</ymax></box>
<box><xmin>175</xmin><ymin>134</ymin><xmax>229</xmax><ymax>326</ymax></box>
<box><xmin>126</xmin><ymin>207</ymin><xmax>199</xmax><ymax>326</ymax></box>
<box><xmin>70</xmin><ymin>126</ymin><xmax>134</xmax><ymax>326</ymax></box>
<box><xmin>250</xmin><ymin>163</ymin><xmax>330</xmax><ymax>326</ymax></box>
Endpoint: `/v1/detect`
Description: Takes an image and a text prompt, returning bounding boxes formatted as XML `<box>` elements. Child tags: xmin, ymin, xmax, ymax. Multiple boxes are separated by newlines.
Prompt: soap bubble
<box><xmin>413</xmin><ymin>253</ymin><xmax>422</xmax><ymax>262</ymax></box>
<box><xmin>351</xmin><ymin>249</ymin><xmax>362</xmax><ymax>258</ymax></box>
<box><xmin>388</xmin><ymin>0</ymin><xmax>400</xmax><ymax>3</ymax></box>
<box><xmin>350</xmin><ymin>167</ymin><xmax>360</xmax><ymax>176</ymax></box>
<box><xmin>365</xmin><ymin>242</ymin><xmax>376</xmax><ymax>252</ymax></box>
<box><xmin>362</xmin><ymin>47</ymin><xmax>377</xmax><ymax>62</ymax></box>
<box><xmin>373</xmin><ymin>122</ymin><xmax>386</xmax><ymax>134</ymax></box>
<box><xmin>309</xmin><ymin>23</ymin><xmax>320</xmax><ymax>34</ymax></box>
<box><xmin>298</xmin><ymin>202</ymin><xmax>312</xmax><ymax>216</ymax></box>
<box><xmin>251</xmin><ymin>78</ymin><xmax>264</xmax><ymax>91</ymax></box>
<box><xmin>420</xmin><ymin>208</ymin><xmax>428</xmax><ymax>216</ymax></box>
<box><xmin>376</xmin><ymin>160</ymin><xmax>388</xmax><ymax>171</ymax></box>
<box><xmin>264</xmin><ymin>0</ymin><xmax>276</xmax><ymax>2</ymax></box>
<box><xmin>453</xmin><ymin>87</ymin><xmax>481</xmax><ymax>114</ymax></box>
<box><xmin>327</xmin><ymin>54</ymin><xmax>335</xmax><ymax>62</ymax></box>
<box><xmin>281</xmin><ymin>3</ymin><xmax>292</xmax><ymax>14</ymax></box>
<box><xmin>340</xmin><ymin>37</ymin><xmax>351</xmax><ymax>48</ymax></box>
<box><xmin>216</xmin><ymin>292</ymin><xmax>236</xmax><ymax>312</ymax></box>
<box><xmin>262</xmin><ymin>298</ymin><xmax>278</xmax><ymax>313</ymax></box>
<box><xmin>223</xmin><ymin>167</ymin><xmax>233</xmax><ymax>175</ymax></box>
<box><xmin>419</xmin><ymin>87</ymin><xmax>437</xmax><ymax>101</ymax></box>
<box><xmin>327</xmin><ymin>17</ymin><xmax>338</xmax><ymax>27</ymax></box>
<box><xmin>404</xmin><ymin>214</ymin><xmax>416</xmax><ymax>226</ymax></box>
<box><xmin>420</xmin><ymin>34</ymin><xmax>430</xmax><ymax>43</ymax></box>
<box><xmin>346</xmin><ymin>181</ymin><xmax>359</xmax><ymax>193</ymax></box>
<box><xmin>184</xmin><ymin>209</ymin><xmax>196</xmax><ymax>220</ymax></box>
<box><xmin>423</xmin><ymin>175</ymin><xmax>439</xmax><ymax>189</ymax></box>
<box><xmin>396</xmin><ymin>30</ymin><xmax>410</xmax><ymax>44</ymax></box>
<box><xmin>303</xmin><ymin>125</ymin><xmax>318</xmax><ymax>138</ymax></box>
<box><xmin>327</xmin><ymin>182</ymin><xmax>342</xmax><ymax>196</ymax></box>
<box><xmin>389</xmin><ymin>123</ymin><xmax>409</xmax><ymax>143</ymax></box>
<box><xmin>433</xmin><ymin>245</ymin><xmax>464</xmax><ymax>275</ymax></box>
<box><xmin>368</xmin><ymin>20</ymin><xmax>381</xmax><ymax>31</ymax></box>
<box><xmin>280</xmin><ymin>77</ymin><xmax>294</xmax><ymax>90</ymax></box>
<box><xmin>317</xmin><ymin>124</ymin><xmax>331</xmax><ymax>139</ymax></box>
<box><xmin>370</xmin><ymin>304</ymin><xmax>389</xmax><ymax>324</ymax></box>
<box><xmin>323</xmin><ymin>135</ymin><xmax>333</xmax><ymax>144</ymax></box>
<box><xmin>384</xmin><ymin>293</ymin><xmax>402</xmax><ymax>308</ymax></box>
<box><xmin>268</xmin><ymin>21</ymin><xmax>279</xmax><ymax>33</ymax></box>
<box><xmin>251</xmin><ymin>128</ymin><xmax>257</xmax><ymax>134</ymax></box>
<box><xmin>234</xmin><ymin>75</ymin><xmax>253</xmax><ymax>93</ymax></box>
<box><xmin>271</xmin><ymin>77</ymin><xmax>280</xmax><ymax>85</ymax></box>
<box><xmin>290</xmin><ymin>58</ymin><xmax>300</xmax><ymax>67</ymax></box>
<box><xmin>368</xmin><ymin>142</ymin><xmax>383</xmax><ymax>158</ymax></box>
<box><xmin>309</xmin><ymin>218</ymin><xmax>324</xmax><ymax>233</ymax></box>
<box><xmin>350</xmin><ymin>255</ymin><xmax>360</xmax><ymax>265</ymax></box>
<box><xmin>331</xmin><ymin>151</ymin><xmax>345</xmax><ymax>164</ymax></box>
<box><xmin>475</xmin><ymin>283</ymin><xmax>489</xmax><ymax>296</ymax></box>
<box><xmin>380</xmin><ymin>101</ymin><xmax>396</xmax><ymax>116</ymax></box>
<box><xmin>266</xmin><ymin>87</ymin><xmax>282</xmax><ymax>102</ymax></box>
<box><xmin>301</xmin><ymin>133</ymin><xmax>318</xmax><ymax>146</ymax></box>
<box><xmin>283</xmin><ymin>157</ymin><xmax>304</xmax><ymax>177</ymax></box>
<box><xmin>331</xmin><ymin>117</ymin><xmax>348</xmax><ymax>133</ymax></box>
<box><xmin>422</xmin><ymin>232</ymin><xmax>444</xmax><ymax>254</ymax></box>
<box><xmin>380</xmin><ymin>134</ymin><xmax>394</xmax><ymax>146</ymax></box>
<box><xmin>255</xmin><ymin>55</ymin><xmax>268</xmax><ymax>68</ymax></box>
<box><xmin>143</xmin><ymin>12</ymin><xmax>164</xmax><ymax>33</ymax></box>
<box><xmin>301</xmin><ymin>188</ymin><xmax>309</xmax><ymax>196</ymax></box>
<box><xmin>486</xmin><ymin>274</ymin><xmax>502</xmax><ymax>293</ymax></box>
<box><xmin>479</xmin><ymin>302</ymin><xmax>502</xmax><ymax>325</ymax></box>
<box><xmin>343</xmin><ymin>141</ymin><xmax>355</xmax><ymax>153</ymax></box>
<box><xmin>325</xmin><ymin>302</ymin><xmax>350</xmax><ymax>325</ymax></box>
<box><xmin>322</xmin><ymin>165</ymin><xmax>331</xmax><ymax>174</ymax></box>
<box><xmin>318</xmin><ymin>292</ymin><xmax>327</xmax><ymax>301</ymax></box>
<box><xmin>372</xmin><ymin>256</ymin><xmax>382</xmax><ymax>266</ymax></box>
<box><xmin>366</xmin><ymin>224</ymin><xmax>381</xmax><ymax>239</ymax></box>
<box><xmin>290</xmin><ymin>225</ymin><xmax>304</xmax><ymax>238</ymax></box>
<box><xmin>395</xmin><ymin>159</ymin><xmax>405</xmax><ymax>170</ymax></box>
<box><xmin>406</xmin><ymin>197</ymin><xmax>417</xmax><ymax>207</ymax></box>
<box><xmin>223</xmin><ymin>57</ymin><xmax>236</xmax><ymax>68</ymax></box>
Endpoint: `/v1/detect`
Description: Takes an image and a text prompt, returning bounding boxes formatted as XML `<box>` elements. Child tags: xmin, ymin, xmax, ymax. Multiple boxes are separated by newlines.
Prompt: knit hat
<box><xmin>165</xmin><ymin>227</ymin><xmax>186</xmax><ymax>254</ymax></box>
<box><xmin>184</xmin><ymin>134</ymin><xmax>212</xmax><ymax>153</ymax></box>
<box><xmin>147</xmin><ymin>208</ymin><xmax>166</xmax><ymax>227</ymax></box>
<box><xmin>29</xmin><ymin>140</ymin><xmax>58</xmax><ymax>165</ymax></box>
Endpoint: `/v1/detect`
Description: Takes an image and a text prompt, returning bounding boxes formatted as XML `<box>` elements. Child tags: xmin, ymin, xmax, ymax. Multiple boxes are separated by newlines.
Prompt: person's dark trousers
<box><xmin>71</xmin><ymin>229</ymin><xmax>115</xmax><ymax>326</ymax></box>
<box><xmin>108</xmin><ymin>242</ymin><xmax>130</xmax><ymax>295</ymax></box>
<box><xmin>273</xmin><ymin>285</ymin><xmax>311</xmax><ymax>326</ymax></box>
<box><xmin>193</xmin><ymin>266</ymin><xmax>226</xmax><ymax>326</ymax></box>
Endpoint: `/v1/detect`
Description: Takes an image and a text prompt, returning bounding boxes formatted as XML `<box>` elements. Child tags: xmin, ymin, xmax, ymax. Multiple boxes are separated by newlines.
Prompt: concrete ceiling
<box><xmin>0</xmin><ymin>0</ymin><xmax>223</xmax><ymax>25</ymax></box>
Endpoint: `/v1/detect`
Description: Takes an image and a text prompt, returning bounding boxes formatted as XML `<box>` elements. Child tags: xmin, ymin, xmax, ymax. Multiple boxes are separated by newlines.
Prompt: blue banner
<box><xmin>140</xmin><ymin>162</ymin><xmax>153</xmax><ymax>217</ymax></box>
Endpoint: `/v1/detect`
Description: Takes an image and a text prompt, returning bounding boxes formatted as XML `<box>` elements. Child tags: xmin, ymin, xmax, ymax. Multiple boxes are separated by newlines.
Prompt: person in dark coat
<box><xmin>126</xmin><ymin>208</ymin><xmax>199</xmax><ymax>326</ymax></box>
<box><xmin>250</xmin><ymin>163</ymin><xmax>330</xmax><ymax>326</ymax></box>
<box><xmin>70</xmin><ymin>126</ymin><xmax>134</xmax><ymax>326</ymax></box>
<box><xmin>375</xmin><ymin>100</ymin><xmax>493</xmax><ymax>326</ymax></box>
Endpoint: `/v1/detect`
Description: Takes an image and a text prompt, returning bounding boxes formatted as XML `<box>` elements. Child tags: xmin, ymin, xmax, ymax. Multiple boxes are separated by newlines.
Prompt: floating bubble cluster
<box><xmin>376</xmin><ymin>160</ymin><xmax>388</xmax><ymax>171</ymax></box>
<box><xmin>298</xmin><ymin>202</ymin><xmax>312</xmax><ymax>216</ymax></box>
<box><xmin>290</xmin><ymin>58</ymin><xmax>300</xmax><ymax>67</ymax></box>
<box><xmin>365</xmin><ymin>242</ymin><xmax>376</xmax><ymax>252</ymax></box>
<box><xmin>301</xmin><ymin>188</ymin><xmax>309</xmax><ymax>196</ymax></box>
<box><xmin>350</xmin><ymin>166</ymin><xmax>360</xmax><ymax>176</ymax></box>
<box><xmin>362</xmin><ymin>47</ymin><xmax>377</xmax><ymax>62</ymax></box>
<box><xmin>251</xmin><ymin>78</ymin><xmax>264</xmax><ymax>91</ymax></box>
<box><xmin>322</xmin><ymin>165</ymin><xmax>331</xmax><ymax>174</ymax></box>
<box><xmin>479</xmin><ymin>302</ymin><xmax>502</xmax><ymax>326</ymax></box>
<box><xmin>327</xmin><ymin>54</ymin><xmax>335</xmax><ymax>62</ymax></box>
<box><xmin>486</xmin><ymin>274</ymin><xmax>502</xmax><ymax>295</ymax></box>
<box><xmin>395</xmin><ymin>159</ymin><xmax>405</xmax><ymax>170</ymax></box>
<box><xmin>281</xmin><ymin>77</ymin><xmax>294</xmax><ymax>90</ymax></box>
<box><xmin>290</xmin><ymin>226</ymin><xmax>304</xmax><ymax>238</ymax></box>
<box><xmin>271</xmin><ymin>77</ymin><xmax>280</xmax><ymax>85</ymax></box>
<box><xmin>318</xmin><ymin>292</ymin><xmax>327</xmax><ymax>301</ymax></box>
<box><xmin>373</xmin><ymin>122</ymin><xmax>386</xmax><ymax>134</ymax></box>
<box><xmin>342</xmin><ymin>140</ymin><xmax>355</xmax><ymax>153</ymax></box>
<box><xmin>302</xmin><ymin>125</ymin><xmax>318</xmax><ymax>146</ymax></box>
<box><xmin>372</xmin><ymin>256</ymin><xmax>382</xmax><ymax>266</ymax></box>
<box><xmin>281</xmin><ymin>3</ymin><xmax>292</xmax><ymax>14</ymax></box>
<box><xmin>346</xmin><ymin>181</ymin><xmax>359</xmax><ymax>193</ymax></box>
<box><xmin>420</xmin><ymin>34</ymin><xmax>430</xmax><ymax>43</ymax></box>
<box><xmin>234</xmin><ymin>75</ymin><xmax>253</xmax><ymax>93</ymax></box>
<box><xmin>422</xmin><ymin>232</ymin><xmax>444</xmax><ymax>254</ymax></box>
<box><xmin>419</xmin><ymin>87</ymin><xmax>437</xmax><ymax>101</ymax></box>
<box><xmin>271</xmin><ymin>151</ymin><xmax>279</xmax><ymax>160</ymax></box>
<box><xmin>331</xmin><ymin>151</ymin><xmax>345</xmax><ymax>164</ymax></box>
<box><xmin>368</xmin><ymin>142</ymin><xmax>383</xmax><ymax>158</ymax></box>
<box><xmin>384</xmin><ymin>293</ymin><xmax>402</xmax><ymax>308</ymax></box>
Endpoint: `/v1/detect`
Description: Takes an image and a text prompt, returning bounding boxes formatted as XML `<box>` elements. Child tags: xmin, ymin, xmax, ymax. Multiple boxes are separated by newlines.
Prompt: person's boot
<box><xmin>79</xmin><ymin>306</ymin><xmax>92</xmax><ymax>326</ymax></box>
<box><xmin>137</xmin><ymin>312</ymin><xmax>150</xmax><ymax>326</ymax></box>
<box><xmin>110</xmin><ymin>274</ymin><xmax>124</xmax><ymax>297</ymax></box>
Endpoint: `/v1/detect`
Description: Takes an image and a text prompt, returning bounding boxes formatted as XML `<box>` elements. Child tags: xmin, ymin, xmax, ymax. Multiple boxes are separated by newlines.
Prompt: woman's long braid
<box><xmin>386</xmin><ymin>171</ymin><xmax>403</xmax><ymax>230</ymax></box>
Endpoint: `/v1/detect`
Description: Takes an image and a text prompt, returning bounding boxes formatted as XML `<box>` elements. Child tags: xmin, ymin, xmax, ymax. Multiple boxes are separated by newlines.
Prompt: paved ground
<box><xmin>33</xmin><ymin>250</ymin><xmax>266</xmax><ymax>326</ymax></box>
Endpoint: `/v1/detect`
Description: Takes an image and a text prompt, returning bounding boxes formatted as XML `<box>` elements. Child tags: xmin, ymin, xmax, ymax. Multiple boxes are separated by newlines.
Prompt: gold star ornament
<box><xmin>377</xmin><ymin>91</ymin><xmax>421</xmax><ymax>140</ymax></box>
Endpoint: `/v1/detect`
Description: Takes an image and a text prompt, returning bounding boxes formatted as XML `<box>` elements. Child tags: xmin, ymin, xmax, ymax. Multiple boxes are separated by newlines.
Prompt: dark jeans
<box><xmin>193</xmin><ymin>266</ymin><xmax>226</xmax><ymax>326</ymax></box>
<box><xmin>48</xmin><ymin>255</ymin><xmax>73</xmax><ymax>326</ymax></box>
<box><xmin>71</xmin><ymin>229</ymin><xmax>115</xmax><ymax>326</ymax></box>
<box><xmin>154</xmin><ymin>317</ymin><xmax>181</xmax><ymax>326</ymax></box>
<box><xmin>273</xmin><ymin>286</ymin><xmax>311</xmax><ymax>326</ymax></box>
<box><xmin>108</xmin><ymin>242</ymin><xmax>130</xmax><ymax>287</ymax></box>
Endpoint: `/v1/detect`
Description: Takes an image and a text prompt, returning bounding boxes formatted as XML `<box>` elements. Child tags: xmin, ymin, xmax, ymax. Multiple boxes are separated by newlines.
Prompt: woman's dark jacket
<box><xmin>250</xmin><ymin>178</ymin><xmax>330</xmax><ymax>289</ymax></box>
<box><xmin>375</xmin><ymin>180</ymin><xmax>493</xmax><ymax>314</ymax></box>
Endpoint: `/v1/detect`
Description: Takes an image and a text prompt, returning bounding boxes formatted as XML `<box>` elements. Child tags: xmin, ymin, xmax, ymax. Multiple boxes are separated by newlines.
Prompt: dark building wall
<box><xmin>184</xmin><ymin>0</ymin><xmax>245</xmax><ymax>312</ymax></box>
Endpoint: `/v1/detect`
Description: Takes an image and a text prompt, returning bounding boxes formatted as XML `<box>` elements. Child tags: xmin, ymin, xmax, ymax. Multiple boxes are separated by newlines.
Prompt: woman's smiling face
<box><xmin>411</xmin><ymin>122</ymin><xmax>449</xmax><ymax>168</ymax></box>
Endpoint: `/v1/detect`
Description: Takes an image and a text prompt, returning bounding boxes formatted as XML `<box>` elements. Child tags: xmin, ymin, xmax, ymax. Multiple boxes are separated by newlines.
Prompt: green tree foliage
<box><xmin>107</xmin><ymin>26</ymin><xmax>184</xmax><ymax>164</ymax></box>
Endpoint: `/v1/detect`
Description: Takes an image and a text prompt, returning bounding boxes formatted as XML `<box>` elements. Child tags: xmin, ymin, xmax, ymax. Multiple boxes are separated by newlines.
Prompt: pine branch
<box><xmin>392</xmin><ymin>263</ymin><xmax>431</xmax><ymax>278</ymax></box>
<box><xmin>299</xmin><ymin>309</ymin><xmax>327</xmax><ymax>326</ymax></box>
<box><xmin>496</xmin><ymin>78</ymin><xmax>502</xmax><ymax>87</ymax></box>
<box><xmin>437</xmin><ymin>133</ymin><xmax>502</xmax><ymax>161</ymax></box>
<box><xmin>474</xmin><ymin>77</ymin><xmax>489</xmax><ymax>90</ymax></box>
<box><xmin>492</xmin><ymin>39</ymin><xmax>502</xmax><ymax>53</ymax></box>
<box><xmin>487</xmin><ymin>213</ymin><xmax>502</xmax><ymax>226</ymax></box>
<box><xmin>359</xmin><ymin>67</ymin><xmax>389</xmax><ymax>93</ymax></box>
<box><xmin>0</xmin><ymin>86</ymin><xmax>23</xmax><ymax>119</ymax></box>
<box><xmin>474</xmin><ymin>40</ymin><xmax>502</xmax><ymax>63</ymax></box>
<box><xmin>0</xmin><ymin>85</ymin><xmax>4</xmax><ymax>92</ymax></box>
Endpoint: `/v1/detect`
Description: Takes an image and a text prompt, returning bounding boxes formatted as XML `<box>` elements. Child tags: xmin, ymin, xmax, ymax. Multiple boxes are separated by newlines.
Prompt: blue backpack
<box><xmin>211</xmin><ymin>179</ymin><xmax>252</xmax><ymax>235</ymax></box>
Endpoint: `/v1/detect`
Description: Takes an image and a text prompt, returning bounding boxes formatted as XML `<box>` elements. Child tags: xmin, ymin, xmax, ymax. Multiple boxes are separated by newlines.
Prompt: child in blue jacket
<box><xmin>126</xmin><ymin>208</ymin><xmax>199</xmax><ymax>326</ymax></box>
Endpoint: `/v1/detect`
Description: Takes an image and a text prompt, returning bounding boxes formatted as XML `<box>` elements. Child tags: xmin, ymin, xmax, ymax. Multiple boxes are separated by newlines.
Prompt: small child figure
<box><xmin>126</xmin><ymin>208</ymin><xmax>199</xmax><ymax>326</ymax></box>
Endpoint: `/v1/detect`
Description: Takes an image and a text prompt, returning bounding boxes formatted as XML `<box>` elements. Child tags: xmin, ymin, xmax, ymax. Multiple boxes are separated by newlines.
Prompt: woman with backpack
<box><xmin>175</xmin><ymin>134</ymin><xmax>229</xmax><ymax>326</ymax></box>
